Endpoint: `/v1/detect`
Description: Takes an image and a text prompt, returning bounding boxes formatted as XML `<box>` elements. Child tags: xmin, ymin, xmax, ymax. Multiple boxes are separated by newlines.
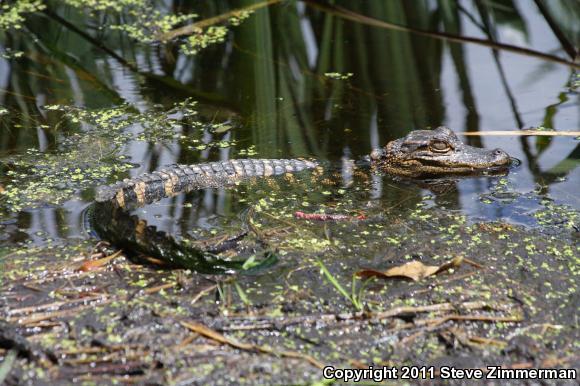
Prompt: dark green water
<box><xmin>0</xmin><ymin>0</ymin><xmax>578</xmax><ymax>247</ymax></box>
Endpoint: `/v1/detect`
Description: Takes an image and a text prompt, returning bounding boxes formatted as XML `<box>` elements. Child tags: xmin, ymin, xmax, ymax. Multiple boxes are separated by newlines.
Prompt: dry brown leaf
<box><xmin>356</xmin><ymin>255</ymin><xmax>464</xmax><ymax>281</ymax></box>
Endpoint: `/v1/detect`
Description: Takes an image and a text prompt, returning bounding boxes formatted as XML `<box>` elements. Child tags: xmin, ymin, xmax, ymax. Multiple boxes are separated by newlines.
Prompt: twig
<box><xmin>446</xmin><ymin>327</ymin><xmax>506</xmax><ymax>349</ymax></box>
<box><xmin>10</xmin><ymin>303</ymin><xmax>108</xmax><ymax>325</ymax></box>
<box><xmin>190</xmin><ymin>283</ymin><xmax>219</xmax><ymax>305</ymax></box>
<box><xmin>468</xmin><ymin>335</ymin><xmax>507</xmax><ymax>347</ymax></box>
<box><xmin>180</xmin><ymin>321</ymin><xmax>324</xmax><ymax>369</ymax></box>
<box><xmin>380</xmin><ymin>310</ymin><xmax>518</xmax><ymax>350</ymax></box>
<box><xmin>73</xmin><ymin>374</ymin><xmax>150</xmax><ymax>384</ymax></box>
<box><xmin>463</xmin><ymin>258</ymin><xmax>484</xmax><ymax>269</ymax></box>
<box><xmin>8</xmin><ymin>295</ymin><xmax>109</xmax><ymax>317</ymax></box>
<box><xmin>60</xmin><ymin>360</ymin><xmax>147</xmax><ymax>376</ymax></box>
<box><xmin>8</xmin><ymin>279</ymin><xmax>177</xmax><ymax>324</ymax></box>
<box><xmin>397</xmin><ymin>326</ymin><xmax>441</xmax><ymax>346</ymax></box>
<box><xmin>220</xmin><ymin>301</ymin><xmax>500</xmax><ymax>331</ymax></box>
<box><xmin>143</xmin><ymin>282</ymin><xmax>177</xmax><ymax>294</ymax></box>
<box><xmin>415</xmin><ymin>314</ymin><xmax>523</xmax><ymax>328</ymax></box>
<box><xmin>56</xmin><ymin>344</ymin><xmax>145</xmax><ymax>356</ymax></box>
<box><xmin>372</xmin><ymin>301</ymin><xmax>493</xmax><ymax>319</ymax></box>
<box><xmin>461</xmin><ymin>130</ymin><xmax>580</xmax><ymax>136</ymax></box>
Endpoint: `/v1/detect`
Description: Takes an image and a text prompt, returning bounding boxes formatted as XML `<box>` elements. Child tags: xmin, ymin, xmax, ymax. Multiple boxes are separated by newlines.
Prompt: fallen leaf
<box><xmin>356</xmin><ymin>255</ymin><xmax>464</xmax><ymax>281</ymax></box>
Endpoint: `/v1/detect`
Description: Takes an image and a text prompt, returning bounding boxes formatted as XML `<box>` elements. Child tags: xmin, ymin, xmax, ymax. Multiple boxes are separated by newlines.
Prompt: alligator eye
<box><xmin>429</xmin><ymin>140</ymin><xmax>451</xmax><ymax>153</ymax></box>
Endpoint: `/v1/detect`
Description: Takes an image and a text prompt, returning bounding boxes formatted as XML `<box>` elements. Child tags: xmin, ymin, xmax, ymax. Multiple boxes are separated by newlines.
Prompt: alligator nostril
<box><xmin>509</xmin><ymin>157</ymin><xmax>521</xmax><ymax>167</ymax></box>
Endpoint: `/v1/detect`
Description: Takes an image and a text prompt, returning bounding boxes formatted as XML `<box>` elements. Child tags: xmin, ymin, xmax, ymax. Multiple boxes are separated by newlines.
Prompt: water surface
<box><xmin>0</xmin><ymin>0</ymin><xmax>578</xmax><ymax>249</ymax></box>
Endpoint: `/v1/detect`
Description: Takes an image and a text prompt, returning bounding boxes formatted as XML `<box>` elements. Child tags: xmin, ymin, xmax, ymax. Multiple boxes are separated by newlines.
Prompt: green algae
<box><xmin>0</xmin><ymin>103</ymin><xmax>135</xmax><ymax>211</ymax></box>
<box><xmin>0</xmin><ymin>49</ymin><xmax>24</xmax><ymax>60</ymax></box>
<box><xmin>181</xmin><ymin>26</ymin><xmax>229</xmax><ymax>55</ymax></box>
<box><xmin>111</xmin><ymin>11</ymin><xmax>197</xmax><ymax>43</ymax></box>
<box><xmin>60</xmin><ymin>0</ymin><xmax>253</xmax><ymax>55</ymax></box>
<box><xmin>324</xmin><ymin>72</ymin><xmax>354</xmax><ymax>80</ymax></box>
<box><xmin>63</xmin><ymin>0</ymin><xmax>198</xmax><ymax>45</ymax></box>
<box><xmin>0</xmin><ymin>99</ymin><xmax>236</xmax><ymax>212</ymax></box>
<box><xmin>532</xmin><ymin>201</ymin><xmax>579</xmax><ymax>229</ymax></box>
<box><xmin>0</xmin><ymin>0</ymin><xmax>45</xmax><ymax>30</ymax></box>
<box><xmin>62</xmin><ymin>0</ymin><xmax>145</xmax><ymax>13</ymax></box>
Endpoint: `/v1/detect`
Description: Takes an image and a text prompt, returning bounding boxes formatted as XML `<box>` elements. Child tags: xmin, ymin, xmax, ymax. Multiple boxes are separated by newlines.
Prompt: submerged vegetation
<box><xmin>1</xmin><ymin>99</ymin><xmax>238</xmax><ymax>211</ymax></box>
<box><xmin>0</xmin><ymin>0</ymin><xmax>45</xmax><ymax>30</ymax></box>
<box><xmin>0</xmin><ymin>0</ymin><xmax>579</xmax><ymax>384</ymax></box>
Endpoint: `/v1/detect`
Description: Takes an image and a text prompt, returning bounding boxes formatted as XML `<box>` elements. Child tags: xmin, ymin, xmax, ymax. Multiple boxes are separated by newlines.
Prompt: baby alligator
<box><xmin>88</xmin><ymin>127</ymin><xmax>511</xmax><ymax>271</ymax></box>
<box><xmin>89</xmin><ymin>159</ymin><xmax>319</xmax><ymax>272</ymax></box>
<box><xmin>370</xmin><ymin>126</ymin><xmax>511</xmax><ymax>177</ymax></box>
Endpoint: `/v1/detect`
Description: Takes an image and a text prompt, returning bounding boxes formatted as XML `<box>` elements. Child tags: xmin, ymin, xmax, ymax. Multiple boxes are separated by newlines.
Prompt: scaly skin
<box><xmin>89</xmin><ymin>158</ymin><xmax>318</xmax><ymax>271</ymax></box>
<box><xmin>370</xmin><ymin>126</ymin><xmax>511</xmax><ymax>177</ymax></box>
<box><xmin>96</xmin><ymin>159</ymin><xmax>319</xmax><ymax>209</ymax></box>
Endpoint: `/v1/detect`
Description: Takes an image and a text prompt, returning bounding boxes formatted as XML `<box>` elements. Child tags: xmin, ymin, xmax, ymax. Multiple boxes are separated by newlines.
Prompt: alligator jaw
<box><xmin>371</xmin><ymin>127</ymin><xmax>513</xmax><ymax>177</ymax></box>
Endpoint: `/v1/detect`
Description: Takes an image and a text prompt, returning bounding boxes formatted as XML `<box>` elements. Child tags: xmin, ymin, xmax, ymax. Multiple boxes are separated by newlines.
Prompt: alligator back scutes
<box><xmin>95</xmin><ymin>158</ymin><xmax>318</xmax><ymax>208</ymax></box>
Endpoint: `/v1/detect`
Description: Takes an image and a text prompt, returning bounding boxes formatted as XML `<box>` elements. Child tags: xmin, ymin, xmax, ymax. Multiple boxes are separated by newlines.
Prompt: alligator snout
<box><xmin>370</xmin><ymin>127</ymin><xmax>516</xmax><ymax>177</ymax></box>
<box><xmin>492</xmin><ymin>148</ymin><xmax>511</xmax><ymax>166</ymax></box>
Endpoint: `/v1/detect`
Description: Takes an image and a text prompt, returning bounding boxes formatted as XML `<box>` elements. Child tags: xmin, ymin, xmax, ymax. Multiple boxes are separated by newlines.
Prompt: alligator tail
<box><xmin>95</xmin><ymin>159</ymin><xmax>318</xmax><ymax>209</ymax></box>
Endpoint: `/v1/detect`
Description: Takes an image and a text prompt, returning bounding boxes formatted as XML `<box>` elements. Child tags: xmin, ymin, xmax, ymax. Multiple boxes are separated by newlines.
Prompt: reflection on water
<box><xmin>0</xmin><ymin>0</ymin><xmax>578</xmax><ymax>247</ymax></box>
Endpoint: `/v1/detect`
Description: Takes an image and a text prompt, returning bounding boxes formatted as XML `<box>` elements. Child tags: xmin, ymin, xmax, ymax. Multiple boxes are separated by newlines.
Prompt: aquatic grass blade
<box><xmin>316</xmin><ymin>258</ymin><xmax>361</xmax><ymax>311</ymax></box>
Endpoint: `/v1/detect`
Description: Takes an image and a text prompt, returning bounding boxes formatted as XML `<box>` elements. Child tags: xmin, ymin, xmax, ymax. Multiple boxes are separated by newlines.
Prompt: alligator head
<box><xmin>370</xmin><ymin>127</ymin><xmax>511</xmax><ymax>177</ymax></box>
